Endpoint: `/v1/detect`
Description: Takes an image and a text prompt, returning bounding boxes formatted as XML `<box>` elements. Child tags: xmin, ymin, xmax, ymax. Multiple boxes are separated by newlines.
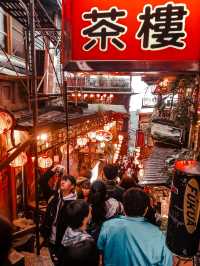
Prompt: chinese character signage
<box><xmin>136</xmin><ymin>2</ymin><xmax>189</xmax><ymax>50</ymax></box>
<box><xmin>62</xmin><ymin>0</ymin><xmax>200</xmax><ymax>70</ymax></box>
<box><xmin>81</xmin><ymin>7</ymin><xmax>128</xmax><ymax>52</ymax></box>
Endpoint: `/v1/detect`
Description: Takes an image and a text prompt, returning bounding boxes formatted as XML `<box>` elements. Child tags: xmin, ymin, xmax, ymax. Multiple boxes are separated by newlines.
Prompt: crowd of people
<box><xmin>0</xmin><ymin>163</ymin><xmax>173</xmax><ymax>266</ymax></box>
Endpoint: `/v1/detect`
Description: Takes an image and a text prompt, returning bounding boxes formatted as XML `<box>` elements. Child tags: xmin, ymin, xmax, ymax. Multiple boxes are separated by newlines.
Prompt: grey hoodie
<box><xmin>62</xmin><ymin>227</ymin><xmax>92</xmax><ymax>247</ymax></box>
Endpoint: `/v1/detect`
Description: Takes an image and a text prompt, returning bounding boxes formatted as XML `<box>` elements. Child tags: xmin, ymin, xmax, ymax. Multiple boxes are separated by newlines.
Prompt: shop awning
<box><xmin>14</xmin><ymin>108</ymin><xmax>100</xmax><ymax>131</ymax></box>
<box><xmin>14</xmin><ymin>104</ymin><xmax>128</xmax><ymax>132</ymax></box>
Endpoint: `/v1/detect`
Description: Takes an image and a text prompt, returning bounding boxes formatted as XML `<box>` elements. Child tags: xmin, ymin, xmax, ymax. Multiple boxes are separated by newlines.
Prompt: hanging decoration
<box><xmin>100</xmin><ymin>142</ymin><xmax>106</xmax><ymax>148</ymax></box>
<box><xmin>87</xmin><ymin>131</ymin><xmax>96</xmax><ymax>140</ymax></box>
<box><xmin>95</xmin><ymin>130</ymin><xmax>113</xmax><ymax>142</ymax></box>
<box><xmin>38</xmin><ymin>155</ymin><xmax>53</xmax><ymax>169</ymax></box>
<box><xmin>9</xmin><ymin>151</ymin><xmax>28</xmax><ymax>167</ymax></box>
<box><xmin>118</xmin><ymin>135</ymin><xmax>124</xmax><ymax>143</ymax></box>
<box><xmin>13</xmin><ymin>130</ymin><xmax>29</xmax><ymax>146</ymax></box>
<box><xmin>0</xmin><ymin>109</ymin><xmax>14</xmax><ymax>134</ymax></box>
<box><xmin>152</xmin><ymin>79</ymin><xmax>172</xmax><ymax>95</ymax></box>
<box><xmin>77</xmin><ymin>137</ymin><xmax>88</xmax><ymax>147</ymax></box>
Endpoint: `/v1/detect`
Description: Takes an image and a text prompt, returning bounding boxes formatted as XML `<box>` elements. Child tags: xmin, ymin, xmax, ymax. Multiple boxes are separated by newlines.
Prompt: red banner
<box><xmin>62</xmin><ymin>0</ymin><xmax>200</xmax><ymax>65</ymax></box>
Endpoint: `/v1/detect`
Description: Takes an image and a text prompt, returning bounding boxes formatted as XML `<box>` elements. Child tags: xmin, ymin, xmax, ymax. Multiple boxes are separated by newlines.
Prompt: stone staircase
<box><xmin>140</xmin><ymin>145</ymin><xmax>176</xmax><ymax>186</ymax></box>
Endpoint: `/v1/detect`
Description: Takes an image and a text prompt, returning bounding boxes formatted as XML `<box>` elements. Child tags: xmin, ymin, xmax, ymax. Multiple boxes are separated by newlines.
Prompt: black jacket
<box><xmin>105</xmin><ymin>180</ymin><xmax>125</xmax><ymax>202</ymax></box>
<box><xmin>1</xmin><ymin>259</ymin><xmax>11</xmax><ymax>266</ymax></box>
<box><xmin>59</xmin><ymin>239</ymin><xmax>99</xmax><ymax>266</ymax></box>
<box><xmin>39</xmin><ymin>170</ymin><xmax>76</xmax><ymax>250</ymax></box>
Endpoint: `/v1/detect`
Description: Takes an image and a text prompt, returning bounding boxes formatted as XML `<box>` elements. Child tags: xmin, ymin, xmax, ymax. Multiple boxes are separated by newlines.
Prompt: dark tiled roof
<box><xmin>14</xmin><ymin>108</ymin><xmax>98</xmax><ymax>131</ymax></box>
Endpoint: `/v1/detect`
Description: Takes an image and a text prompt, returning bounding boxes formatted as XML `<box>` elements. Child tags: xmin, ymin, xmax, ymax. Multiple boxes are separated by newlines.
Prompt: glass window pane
<box><xmin>12</xmin><ymin>29</ymin><xmax>25</xmax><ymax>58</ymax></box>
<box><xmin>12</xmin><ymin>18</ymin><xmax>25</xmax><ymax>58</ymax></box>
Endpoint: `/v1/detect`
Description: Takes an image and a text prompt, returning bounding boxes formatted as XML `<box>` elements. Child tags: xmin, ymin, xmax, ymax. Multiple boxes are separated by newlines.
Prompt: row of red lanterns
<box><xmin>71</xmin><ymin>93</ymin><xmax>114</xmax><ymax>99</ymax></box>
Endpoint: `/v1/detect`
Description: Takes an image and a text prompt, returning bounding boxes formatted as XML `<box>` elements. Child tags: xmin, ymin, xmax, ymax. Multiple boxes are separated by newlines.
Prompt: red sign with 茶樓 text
<box><xmin>62</xmin><ymin>0</ymin><xmax>200</xmax><ymax>63</ymax></box>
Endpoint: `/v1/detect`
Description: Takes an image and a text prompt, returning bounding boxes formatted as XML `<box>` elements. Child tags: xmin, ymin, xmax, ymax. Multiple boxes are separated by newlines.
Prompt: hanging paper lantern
<box><xmin>77</xmin><ymin>137</ymin><xmax>88</xmax><ymax>147</ymax></box>
<box><xmin>88</xmin><ymin>131</ymin><xmax>96</xmax><ymax>140</ymax></box>
<box><xmin>96</xmin><ymin>130</ymin><xmax>112</xmax><ymax>142</ymax></box>
<box><xmin>114</xmin><ymin>143</ymin><xmax>118</xmax><ymax>149</ymax></box>
<box><xmin>0</xmin><ymin>110</ymin><xmax>14</xmax><ymax>134</ymax></box>
<box><xmin>100</xmin><ymin>142</ymin><xmax>106</xmax><ymax>148</ymax></box>
<box><xmin>10</xmin><ymin>152</ymin><xmax>28</xmax><ymax>167</ymax></box>
<box><xmin>38</xmin><ymin>155</ymin><xmax>53</xmax><ymax>169</ymax></box>
<box><xmin>13</xmin><ymin>130</ymin><xmax>29</xmax><ymax>146</ymax></box>
<box><xmin>118</xmin><ymin>135</ymin><xmax>124</xmax><ymax>142</ymax></box>
<box><xmin>104</xmin><ymin>124</ymin><xmax>110</xmax><ymax>131</ymax></box>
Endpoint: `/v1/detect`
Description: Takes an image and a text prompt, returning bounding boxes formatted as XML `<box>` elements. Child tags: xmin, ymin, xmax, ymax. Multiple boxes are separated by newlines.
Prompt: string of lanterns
<box><xmin>71</xmin><ymin>92</ymin><xmax>114</xmax><ymax>102</ymax></box>
<box><xmin>113</xmin><ymin>134</ymin><xmax>124</xmax><ymax>163</ymax></box>
<box><xmin>0</xmin><ymin>107</ymin><xmax>121</xmax><ymax>169</ymax></box>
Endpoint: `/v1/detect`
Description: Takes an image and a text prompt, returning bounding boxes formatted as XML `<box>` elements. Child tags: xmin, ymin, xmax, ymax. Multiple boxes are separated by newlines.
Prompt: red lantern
<box><xmin>10</xmin><ymin>152</ymin><xmax>28</xmax><ymax>167</ymax></box>
<box><xmin>77</xmin><ymin>137</ymin><xmax>88</xmax><ymax>147</ymax></box>
<box><xmin>38</xmin><ymin>155</ymin><xmax>53</xmax><ymax>169</ymax></box>
<box><xmin>0</xmin><ymin>109</ymin><xmax>14</xmax><ymax>134</ymax></box>
<box><xmin>96</xmin><ymin>130</ymin><xmax>113</xmax><ymax>142</ymax></box>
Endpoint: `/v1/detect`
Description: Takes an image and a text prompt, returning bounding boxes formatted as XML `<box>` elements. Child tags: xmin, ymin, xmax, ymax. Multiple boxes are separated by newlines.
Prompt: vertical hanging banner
<box><xmin>62</xmin><ymin>0</ymin><xmax>200</xmax><ymax>71</ymax></box>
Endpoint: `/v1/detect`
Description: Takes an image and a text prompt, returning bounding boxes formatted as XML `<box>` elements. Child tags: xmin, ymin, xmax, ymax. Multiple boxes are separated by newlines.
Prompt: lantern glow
<box><xmin>38</xmin><ymin>155</ymin><xmax>53</xmax><ymax>168</ymax></box>
<box><xmin>0</xmin><ymin>110</ymin><xmax>13</xmax><ymax>134</ymax></box>
<box><xmin>10</xmin><ymin>152</ymin><xmax>28</xmax><ymax>167</ymax></box>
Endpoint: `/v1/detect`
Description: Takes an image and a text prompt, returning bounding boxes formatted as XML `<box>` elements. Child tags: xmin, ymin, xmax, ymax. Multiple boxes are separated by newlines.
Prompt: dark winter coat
<box><xmin>59</xmin><ymin>227</ymin><xmax>99</xmax><ymax>266</ymax></box>
<box><xmin>105</xmin><ymin>180</ymin><xmax>125</xmax><ymax>202</ymax></box>
<box><xmin>39</xmin><ymin>170</ymin><xmax>76</xmax><ymax>251</ymax></box>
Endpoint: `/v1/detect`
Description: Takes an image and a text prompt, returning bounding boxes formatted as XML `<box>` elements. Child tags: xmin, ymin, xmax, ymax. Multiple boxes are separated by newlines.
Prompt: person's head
<box><xmin>89</xmin><ymin>180</ymin><xmax>107</xmax><ymax>205</ymax></box>
<box><xmin>60</xmin><ymin>175</ymin><xmax>76</xmax><ymax>195</ymax></box>
<box><xmin>103</xmin><ymin>164</ymin><xmax>118</xmax><ymax>181</ymax></box>
<box><xmin>120</xmin><ymin>176</ymin><xmax>139</xmax><ymax>190</ymax></box>
<box><xmin>89</xmin><ymin>180</ymin><xmax>107</xmax><ymax>223</ymax></box>
<box><xmin>66</xmin><ymin>200</ymin><xmax>90</xmax><ymax>230</ymax></box>
<box><xmin>81</xmin><ymin>180</ymin><xmax>91</xmax><ymax>200</ymax></box>
<box><xmin>0</xmin><ymin>216</ymin><xmax>12</xmax><ymax>264</ymax></box>
<box><xmin>123</xmin><ymin>188</ymin><xmax>149</xmax><ymax>217</ymax></box>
